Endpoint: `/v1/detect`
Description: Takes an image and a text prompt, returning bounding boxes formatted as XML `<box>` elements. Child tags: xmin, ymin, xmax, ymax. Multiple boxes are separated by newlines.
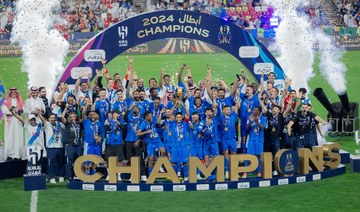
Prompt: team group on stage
<box><xmin>1</xmin><ymin>57</ymin><xmax>327</xmax><ymax>183</ymax></box>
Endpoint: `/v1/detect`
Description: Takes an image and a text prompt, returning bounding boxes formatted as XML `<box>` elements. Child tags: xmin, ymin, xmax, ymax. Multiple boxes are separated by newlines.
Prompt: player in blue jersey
<box><xmin>111</xmin><ymin>90</ymin><xmax>128</xmax><ymax>118</ymax></box>
<box><xmin>124</xmin><ymin>105</ymin><xmax>147</xmax><ymax>181</ymax></box>
<box><xmin>240</xmin><ymin>85</ymin><xmax>260</xmax><ymax>153</ymax></box>
<box><xmin>157</xmin><ymin>107</ymin><xmax>174</xmax><ymax>158</ymax></box>
<box><xmin>188</xmin><ymin>97</ymin><xmax>209</xmax><ymax>120</ymax></box>
<box><xmin>93</xmin><ymin>88</ymin><xmax>111</xmax><ymax>125</ymax></box>
<box><xmin>149</xmin><ymin>96</ymin><xmax>164</xmax><ymax>122</ymax></box>
<box><xmin>243</xmin><ymin>106</ymin><xmax>267</xmax><ymax>178</ymax></box>
<box><xmin>189</xmin><ymin>112</ymin><xmax>204</xmax><ymax>180</ymax></box>
<box><xmin>198</xmin><ymin>107</ymin><xmax>219</xmax><ymax>168</ymax></box>
<box><xmin>82</xmin><ymin>103</ymin><xmax>104</xmax><ymax>175</ymax></box>
<box><xmin>170</xmin><ymin>112</ymin><xmax>190</xmax><ymax>181</ymax></box>
<box><xmin>104</xmin><ymin>110</ymin><xmax>126</xmax><ymax>181</ymax></box>
<box><xmin>219</xmin><ymin>96</ymin><xmax>240</xmax><ymax>179</ymax></box>
<box><xmin>137</xmin><ymin>111</ymin><xmax>166</xmax><ymax>177</ymax></box>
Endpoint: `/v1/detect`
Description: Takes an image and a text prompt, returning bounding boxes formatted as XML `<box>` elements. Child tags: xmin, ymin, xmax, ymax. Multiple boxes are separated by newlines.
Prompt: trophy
<box><xmin>176</xmin><ymin>87</ymin><xmax>185</xmax><ymax>100</ymax></box>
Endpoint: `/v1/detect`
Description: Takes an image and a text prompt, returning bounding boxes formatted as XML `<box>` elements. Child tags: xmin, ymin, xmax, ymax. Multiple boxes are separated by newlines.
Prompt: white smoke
<box><xmin>265</xmin><ymin>0</ymin><xmax>315</xmax><ymax>91</ymax></box>
<box><xmin>266</xmin><ymin>0</ymin><xmax>347</xmax><ymax>94</ymax></box>
<box><xmin>313</xmin><ymin>29</ymin><xmax>347</xmax><ymax>95</ymax></box>
<box><xmin>11</xmin><ymin>0</ymin><xmax>69</xmax><ymax>99</ymax></box>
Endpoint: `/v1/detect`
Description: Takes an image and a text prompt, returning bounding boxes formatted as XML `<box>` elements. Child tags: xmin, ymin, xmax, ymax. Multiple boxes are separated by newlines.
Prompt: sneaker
<box><xmin>117</xmin><ymin>174</ymin><xmax>122</xmax><ymax>181</ymax></box>
<box><xmin>225</xmin><ymin>171</ymin><xmax>229</xmax><ymax>179</ymax></box>
<box><xmin>177</xmin><ymin>172</ymin><xmax>181</xmax><ymax>177</ymax></box>
<box><xmin>141</xmin><ymin>175</ymin><xmax>148</xmax><ymax>182</ymax></box>
<box><xmin>196</xmin><ymin>174</ymin><xmax>202</xmax><ymax>180</ymax></box>
<box><xmin>50</xmin><ymin>178</ymin><xmax>56</xmax><ymax>184</ymax></box>
<box><xmin>184</xmin><ymin>177</ymin><xmax>188</xmax><ymax>181</ymax></box>
<box><xmin>58</xmin><ymin>177</ymin><xmax>65</xmax><ymax>183</ymax></box>
<box><xmin>273</xmin><ymin>170</ymin><xmax>278</xmax><ymax>176</ymax></box>
<box><xmin>241</xmin><ymin>173</ymin><xmax>247</xmax><ymax>178</ymax></box>
<box><xmin>106</xmin><ymin>175</ymin><xmax>109</xmax><ymax>181</ymax></box>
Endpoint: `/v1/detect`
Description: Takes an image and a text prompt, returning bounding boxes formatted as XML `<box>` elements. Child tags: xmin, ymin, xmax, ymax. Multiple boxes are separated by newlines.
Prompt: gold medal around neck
<box><xmin>254</xmin><ymin>128</ymin><xmax>258</xmax><ymax>133</ymax></box>
<box><xmin>168</xmin><ymin>132</ymin><xmax>172</xmax><ymax>136</ymax></box>
<box><xmin>198</xmin><ymin>134</ymin><xmax>201</xmax><ymax>138</ymax></box>
<box><xmin>224</xmin><ymin>127</ymin><xmax>228</xmax><ymax>131</ymax></box>
<box><xmin>180</xmin><ymin>134</ymin><xmax>183</xmax><ymax>138</ymax></box>
<box><xmin>248</xmin><ymin>108</ymin><xmax>251</xmax><ymax>112</ymax></box>
<box><xmin>150</xmin><ymin>134</ymin><xmax>154</xmax><ymax>138</ymax></box>
<box><xmin>272</xmin><ymin>127</ymin><xmax>276</xmax><ymax>132</ymax></box>
<box><xmin>116</xmin><ymin>130</ymin><xmax>120</xmax><ymax>135</ymax></box>
<box><xmin>133</xmin><ymin>126</ymin><xmax>136</xmax><ymax>131</ymax></box>
<box><xmin>53</xmin><ymin>135</ymin><xmax>57</xmax><ymax>139</ymax></box>
<box><xmin>122</xmin><ymin>112</ymin><xmax>125</xmax><ymax>116</ymax></box>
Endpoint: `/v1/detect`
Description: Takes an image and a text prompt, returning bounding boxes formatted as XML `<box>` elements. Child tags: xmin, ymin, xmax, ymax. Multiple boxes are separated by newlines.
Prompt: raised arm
<box><xmin>242</xmin><ymin>69</ymin><xmax>250</xmax><ymax>86</ymax></box>
<box><xmin>10</xmin><ymin>107</ymin><xmax>24</xmax><ymax>126</ymax></box>
<box><xmin>82</xmin><ymin>103</ymin><xmax>90</xmax><ymax>121</ymax></box>
<box><xmin>37</xmin><ymin>110</ymin><xmax>47</xmax><ymax>125</ymax></box>
<box><xmin>205</xmin><ymin>64</ymin><xmax>213</xmax><ymax>84</ymax></box>
<box><xmin>61</xmin><ymin>104</ymin><xmax>68</xmax><ymax>124</ymax></box>
<box><xmin>178</xmin><ymin>64</ymin><xmax>186</xmax><ymax>84</ymax></box>
<box><xmin>159</xmin><ymin>67</ymin><xmax>164</xmax><ymax>88</ymax></box>
<box><xmin>74</xmin><ymin>72</ymin><xmax>85</xmax><ymax>93</ymax></box>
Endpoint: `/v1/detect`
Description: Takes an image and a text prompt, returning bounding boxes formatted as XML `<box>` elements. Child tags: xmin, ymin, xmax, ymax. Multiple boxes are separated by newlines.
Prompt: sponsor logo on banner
<box><xmin>273</xmin><ymin>79</ymin><xmax>285</xmax><ymax>91</ymax></box>
<box><xmin>173</xmin><ymin>185</ymin><xmax>186</xmax><ymax>191</ymax></box>
<box><xmin>118</xmin><ymin>26</ymin><xmax>128</xmax><ymax>47</ymax></box>
<box><xmin>104</xmin><ymin>185</ymin><xmax>117</xmax><ymax>191</ymax></box>
<box><xmin>215</xmin><ymin>184</ymin><xmax>228</xmax><ymax>190</ymax></box>
<box><xmin>239</xmin><ymin>46</ymin><xmax>260</xmax><ymax>58</ymax></box>
<box><xmin>71</xmin><ymin>67</ymin><xmax>92</xmax><ymax>79</ymax></box>
<box><xmin>238</xmin><ymin>182</ymin><xmax>250</xmax><ymax>189</ymax></box>
<box><xmin>296</xmin><ymin>176</ymin><xmax>306</xmax><ymax>183</ymax></box>
<box><xmin>278</xmin><ymin>178</ymin><xmax>289</xmax><ymax>185</ymax></box>
<box><xmin>150</xmin><ymin>185</ymin><xmax>164</xmax><ymax>192</ymax></box>
<box><xmin>84</xmin><ymin>49</ymin><xmax>106</xmax><ymax>62</ymax></box>
<box><xmin>313</xmin><ymin>174</ymin><xmax>321</xmax><ymax>181</ymax></box>
<box><xmin>82</xmin><ymin>184</ymin><xmax>95</xmax><ymax>191</ymax></box>
<box><xmin>218</xmin><ymin>25</ymin><xmax>232</xmax><ymax>44</ymax></box>
<box><xmin>196</xmin><ymin>184</ymin><xmax>209</xmax><ymax>191</ymax></box>
<box><xmin>127</xmin><ymin>185</ymin><xmax>140</xmax><ymax>192</ymax></box>
<box><xmin>254</xmin><ymin>63</ymin><xmax>274</xmax><ymax>75</ymax></box>
<box><xmin>259</xmin><ymin>180</ymin><xmax>271</xmax><ymax>187</ymax></box>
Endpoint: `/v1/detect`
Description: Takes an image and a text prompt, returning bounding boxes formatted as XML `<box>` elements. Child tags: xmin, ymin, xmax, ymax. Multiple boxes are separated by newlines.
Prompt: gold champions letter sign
<box><xmin>137</xmin><ymin>14</ymin><xmax>210</xmax><ymax>39</ymax></box>
<box><xmin>74</xmin><ymin>143</ymin><xmax>341</xmax><ymax>183</ymax></box>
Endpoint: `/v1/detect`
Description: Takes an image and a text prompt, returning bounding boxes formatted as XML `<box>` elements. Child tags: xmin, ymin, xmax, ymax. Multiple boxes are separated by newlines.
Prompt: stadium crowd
<box><xmin>0</xmin><ymin>0</ymin><xmax>333</xmax><ymax>35</ymax></box>
<box><xmin>338</xmin><ymin>0</ymin><xmax>360</xmax><ymax>27</ymax></box>
<box><xmin>1</xmin><ymin>57</ymin><xmax>327</xmax><ymax>183</ymax></box>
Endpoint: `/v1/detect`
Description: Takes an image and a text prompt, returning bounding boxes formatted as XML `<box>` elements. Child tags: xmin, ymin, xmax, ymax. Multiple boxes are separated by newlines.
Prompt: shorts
<box><xmin>84</xmin><ymin>143</ymin><xmax>101</xmax><ymax>156</ymax></box>
<box><xmin>247</xmin><ymin>139</ymin><xmax>263</xmax><ymax>156</ymax></box>
<box><xmin>203</xmin><ymin>141</ymin><xmax>219</xmax><ymax>157</ymax></box>
<box><xmin>146</xmin><ymin>139</ymin><xmax>164</xmax><ymax>157</ymax></box>
<box><xmin>105</xmin><ymin>144</ymin><xmax>126</xmax><ymax>162</ymax></box>
<box><xmin>171</xmin><ymin>147</ymin><xmax>189</xmax><ymax>163</ymax></box>
<box><xmin>164</xmin><ymin>142</ymin><xmax>172</xmax><ymax>154</ymax></box>
<box><xmin>221</xmin><ymin>138</ymin><xmax>237</xmax><ymax>153</ymax></box>
<box><xmin>190</xmin><ymin>145</ymin><xmax>203</xmax><ymax>160</ymax></box>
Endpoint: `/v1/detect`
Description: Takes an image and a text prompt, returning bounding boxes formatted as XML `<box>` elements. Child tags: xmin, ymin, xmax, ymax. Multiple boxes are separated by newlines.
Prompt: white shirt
<box><xmin>24</xmin><ymin>97</ymin><xmax>46</xmax><ymax>117</ymax></box>
<box><xmin>24</xmin><ymin>121</ymin><xmax>44</xmax><ymax>149</ymax></box>
<box><xmin>44</xmin><ymin>122</ymin><xmax>65</xmax><ymax>148</ymax></box>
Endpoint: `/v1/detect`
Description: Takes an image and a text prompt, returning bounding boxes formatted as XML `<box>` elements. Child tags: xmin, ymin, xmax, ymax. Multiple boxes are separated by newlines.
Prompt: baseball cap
<box><xmin>28</xmin><ymin>114</ymin><xmax>36</xmax><ymax>120</ymax></box>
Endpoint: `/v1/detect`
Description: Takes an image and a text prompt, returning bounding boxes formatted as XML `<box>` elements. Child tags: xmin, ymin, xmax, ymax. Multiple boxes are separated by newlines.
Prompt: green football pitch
<box><xmin>0</xmin><ymin>52</ymin><xmax>359</xmax><ymax>211</ymax></box>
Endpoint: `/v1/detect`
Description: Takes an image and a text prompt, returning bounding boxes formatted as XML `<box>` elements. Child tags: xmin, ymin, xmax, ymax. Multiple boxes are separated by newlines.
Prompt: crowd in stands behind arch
<box><xmin>0</xmin><ymin>0</ymin><xmax>338</xmax><ymax>36</ymax></box>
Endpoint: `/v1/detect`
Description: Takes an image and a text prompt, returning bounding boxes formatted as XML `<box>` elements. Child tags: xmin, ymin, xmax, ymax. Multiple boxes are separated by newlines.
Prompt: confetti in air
<box><xmin>11</xmin><ymin>0</ymin><xmax>69</xmax><ymax>99</ymax></box>
<box><xmin>266</xmin><ymin>0</ymin><xmax>347</xmax><ymax>94</ymax></box>
<box><xmin>313</xmin><ymin>29</ymin><xmax>347</xmax><ymax>95</ymax></box>
<box><xmin>265</xmin><ymin>0</ymin><xmax>315</xmax><ymax>91</ymax></box>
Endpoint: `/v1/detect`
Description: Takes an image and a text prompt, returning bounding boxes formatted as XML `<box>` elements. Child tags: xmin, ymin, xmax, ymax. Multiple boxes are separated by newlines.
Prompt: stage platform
<box><xmin>69</xmin><ymin>164</ymin><xmax>346</xmax><ymax>192</ymax></box>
